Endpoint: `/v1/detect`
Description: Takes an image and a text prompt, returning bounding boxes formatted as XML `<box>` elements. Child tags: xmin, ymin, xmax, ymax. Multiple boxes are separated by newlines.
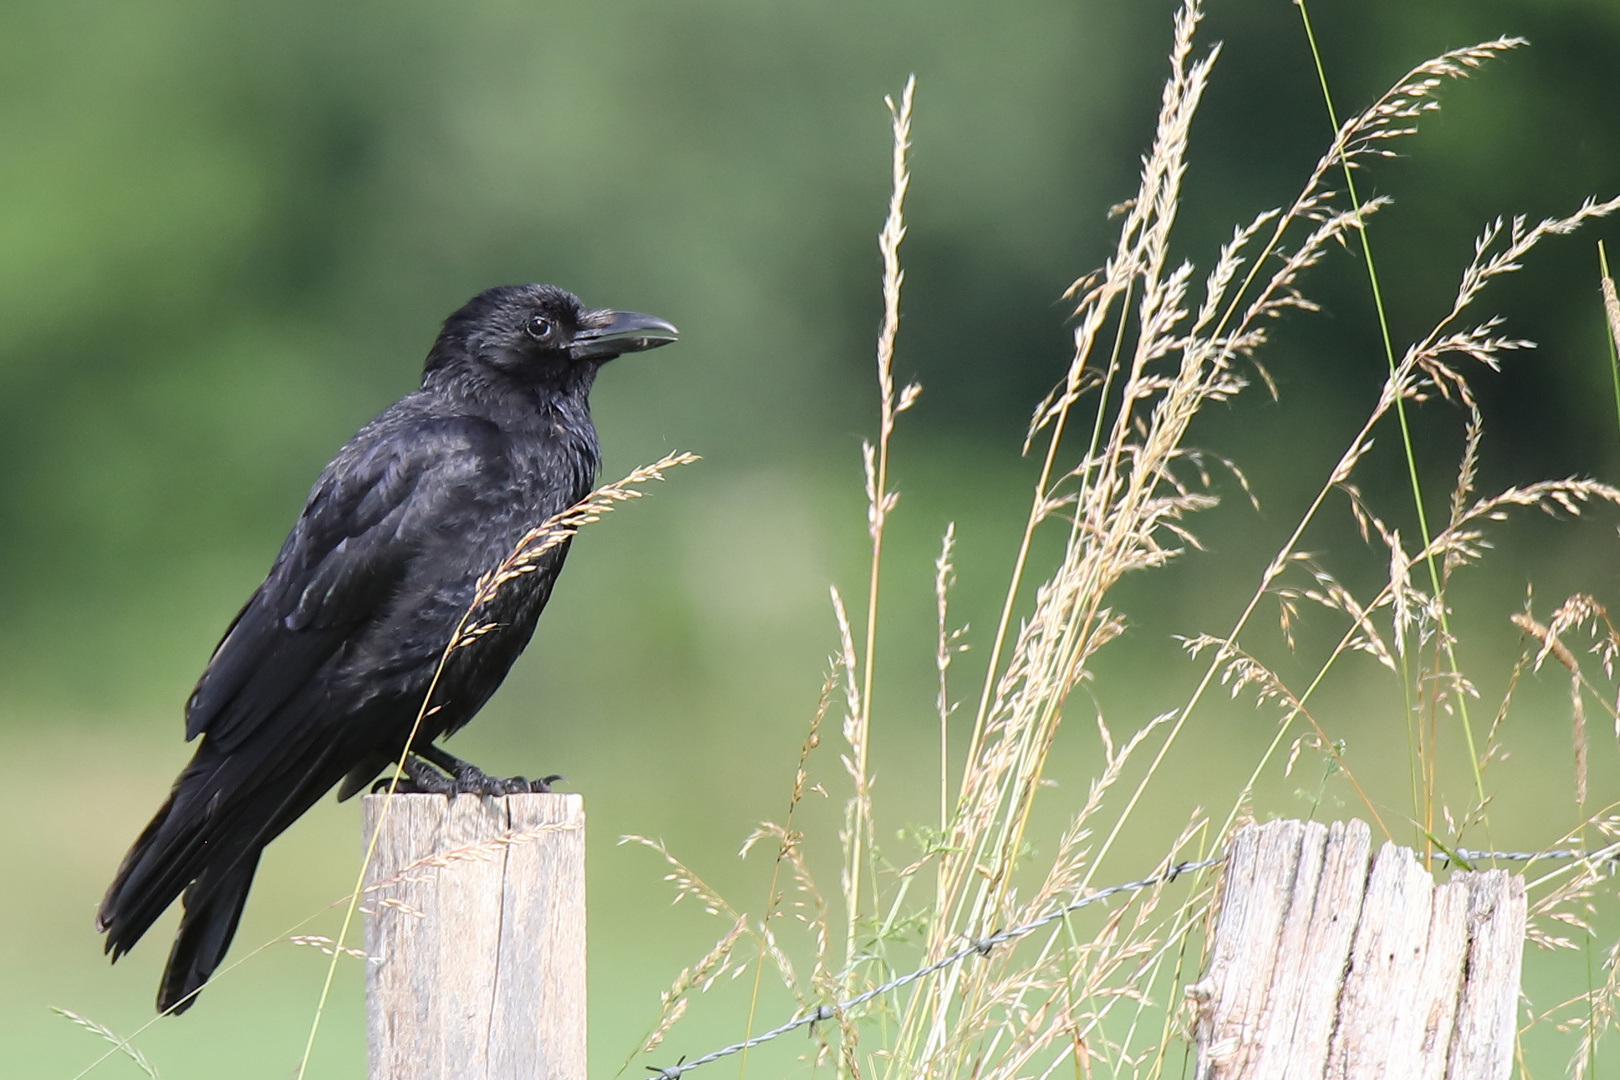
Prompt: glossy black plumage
<box><xmin>97</xmin><ymin>284</ymin><xmax>676</xmax><ymax>1013</ymax></box>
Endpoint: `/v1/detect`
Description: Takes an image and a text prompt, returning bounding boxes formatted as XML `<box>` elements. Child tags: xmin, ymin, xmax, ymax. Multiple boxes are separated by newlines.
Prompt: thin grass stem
<box><xmin>1298</xmin><ymin>0</ymin><xmax>1489</xmax><ymax>836</ymax></box>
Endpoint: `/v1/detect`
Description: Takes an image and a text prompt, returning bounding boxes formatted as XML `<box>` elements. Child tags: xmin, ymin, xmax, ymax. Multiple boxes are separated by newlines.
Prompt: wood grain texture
<box><xmin>1193</xmin><ymin>820</ymin><xmax>1525</xmax><ymax>1080</ymax></box>
<box><xmin>362</xmin><ymin>793</ymin><xmax>586</xmax><ymax>1080</ymax></box>
<box><xmin>1445</xmin><ymin>870</ymin><xmax>1526</xmax><ymax>1080</ymax></box>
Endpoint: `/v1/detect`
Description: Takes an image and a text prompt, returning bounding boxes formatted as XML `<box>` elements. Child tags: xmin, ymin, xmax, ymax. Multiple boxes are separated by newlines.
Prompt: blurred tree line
<box><xmin>1</xmin><ymin>0</ymin><xmax>1617</xmax><ymax>718</ymax></box>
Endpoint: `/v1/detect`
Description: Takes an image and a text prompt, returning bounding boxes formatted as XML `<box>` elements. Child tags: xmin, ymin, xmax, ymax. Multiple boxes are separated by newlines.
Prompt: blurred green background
<box><xmin>8</xmin><ymin>0</ymin><xmax>1620</xmax><ymax>1076</ymax></box>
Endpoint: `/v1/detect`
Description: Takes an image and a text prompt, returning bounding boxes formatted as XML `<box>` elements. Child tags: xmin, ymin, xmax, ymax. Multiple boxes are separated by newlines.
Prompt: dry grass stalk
<box><xmin>621</xmin><ymin>835</ymin><xmax>742</xmax><ymax>921</ymax></box>
<box><xmin>286</xmin><ymin>935</ymin><xmax>369</xmax><ymax>960</ymax></box>
<box><xmin>844</xmin><ymin>74</ymin><xmax>919</xmax><ymax>1004</ymax></box>
<box><xmin>357</xmin><ymin>820</ymin><xmax>580</xmax><ymax>896</ymax></box>
<box><xmin>466</xmin><ymin>450</ymin><xmax>699</xmax><ymax>623</ymax></box>
<box><xmin>51</xmin><ymin>1009</ymin><xmax>158</xmax><ymax>1080</ymax></box>
<box><xmin>641</xmin><ymin>917</ymin><xmax>750</xmax><ymax>1055</ymax></box>
<box><xmin>936</xmin><ymin>524</ymin><xmax>964</xmax><ymax>840</ymax></box>
<box><xmin>1603</xmin><ymin>270</ymin><xmax>1620</xmax><ymax>360</ymax></box>
<box><xmin>1510</xmin><ymin>596</ymin><xmax>1620</xmax><ymax>811</ymax></box>
<box><xmin>733</xmin><ymin>667</ymin><xmax>840</xmax><ymax>1070</ymax></box>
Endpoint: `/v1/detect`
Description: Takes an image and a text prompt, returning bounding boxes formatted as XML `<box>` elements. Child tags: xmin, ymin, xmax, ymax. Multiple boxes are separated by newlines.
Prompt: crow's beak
<box><xmin>570</xmin><ymin>311</ymin><xmax>679</xmax><ymax>361</ymax></box>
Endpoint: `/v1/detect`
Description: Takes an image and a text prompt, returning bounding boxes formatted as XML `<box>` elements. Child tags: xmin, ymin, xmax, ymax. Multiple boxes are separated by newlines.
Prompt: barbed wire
<box><xmin>644</xmin><ymin>854</ymin><xmax>1222</xmax><ymax>1080</ymax></box>
<box><xmin>1448</xmin><ymin>843</ymin><xmax>1620</xmax><ymax>867</ymax></box>
<box><xmin>643</xmin><ymin>841</ymin><xmax>1620</xmax><ymax>1080</ymax></box>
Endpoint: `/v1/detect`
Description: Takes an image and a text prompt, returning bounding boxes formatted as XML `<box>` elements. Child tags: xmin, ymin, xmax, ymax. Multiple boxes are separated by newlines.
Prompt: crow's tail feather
<box><xmin>157</xmin><ymin>848</ymin><xmax>261</xmax><ymax>1014</ymax></box>
<box><xmin>98</xmin><ymin>769</ymin><xmax>216</xmax><ymax>965</ymax></box>
<box><xmin>98</xmin><ymin>730</ymin><xmax>345</xmax><ymax>1012</ymax></box>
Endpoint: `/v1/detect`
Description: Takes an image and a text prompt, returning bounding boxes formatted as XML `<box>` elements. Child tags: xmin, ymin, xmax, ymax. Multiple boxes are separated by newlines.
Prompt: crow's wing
<box><xmin>184</xmin><ymin>414</ymin><xmax>508</xmax><ymax>752</ymax></box>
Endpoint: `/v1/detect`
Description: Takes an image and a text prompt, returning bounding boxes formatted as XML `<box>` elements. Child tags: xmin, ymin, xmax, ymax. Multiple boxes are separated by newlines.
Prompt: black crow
<box><xmin>97</xmin><ymin>283</ymin><xmax>676</xmax><ymax>1013</ymax></box>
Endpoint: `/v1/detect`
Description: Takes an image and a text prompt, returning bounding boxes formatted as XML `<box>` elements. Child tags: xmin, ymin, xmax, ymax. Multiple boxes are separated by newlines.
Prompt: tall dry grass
<box><xmin>624</xmin><ymin>2</ymin><xmax>1620</xmax><ymax>1077</ymax></box>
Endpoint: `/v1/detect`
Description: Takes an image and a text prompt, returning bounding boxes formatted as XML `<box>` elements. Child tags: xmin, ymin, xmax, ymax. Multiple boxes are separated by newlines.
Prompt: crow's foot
<box><xmin>372</xmin><ymin>757</ymin><xmax>562</xmax><ymax>796</ymax></box>
<box><xmin>403</xmin><ymin>742</ymin><xmax>564</xmax><ymax>795</ymax></box>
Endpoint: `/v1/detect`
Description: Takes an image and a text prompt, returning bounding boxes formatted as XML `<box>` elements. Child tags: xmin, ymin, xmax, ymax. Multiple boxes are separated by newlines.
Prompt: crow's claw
<box><xmin>439</xmin><ymin>764</ymin><xmax>564</xmax><ymax>796</ymax></box>
<box><xmin>490</xmin><ymin>773</ymin><xmax>564</xmax><ymax>794</ymax></box>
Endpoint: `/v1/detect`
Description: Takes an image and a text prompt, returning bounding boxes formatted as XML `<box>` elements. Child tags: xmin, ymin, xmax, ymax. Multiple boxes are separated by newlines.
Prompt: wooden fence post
<box><xmin>361</xmin><ymin>792</ymin><xmax>586</xmax><ymax>1080</ymax></box>
<box><xmin>1192</xmin><ymin>818</ymin><xmax>1525</xmax><ymax>1080</ymax></box>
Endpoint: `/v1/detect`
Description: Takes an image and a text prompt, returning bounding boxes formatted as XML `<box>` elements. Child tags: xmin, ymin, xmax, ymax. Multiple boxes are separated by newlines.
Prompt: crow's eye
<box><xmin>526</xmin><ymin>315</ymin><xmax>554</xmax><ymax>342</ymax></box>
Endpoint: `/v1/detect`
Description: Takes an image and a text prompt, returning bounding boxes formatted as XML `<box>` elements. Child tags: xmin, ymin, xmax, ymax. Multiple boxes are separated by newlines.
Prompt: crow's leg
<box><xmin>414</xmin><ymin>742</ymin><xmax>561</xmax><ymax>795</ymax></box>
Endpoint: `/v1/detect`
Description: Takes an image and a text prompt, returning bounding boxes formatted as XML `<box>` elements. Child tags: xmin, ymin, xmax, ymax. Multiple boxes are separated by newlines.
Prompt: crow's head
<box><xmin>425</xmin><ymin>283</ymin><xmax>678</xmax><ymax>388</ymax></box>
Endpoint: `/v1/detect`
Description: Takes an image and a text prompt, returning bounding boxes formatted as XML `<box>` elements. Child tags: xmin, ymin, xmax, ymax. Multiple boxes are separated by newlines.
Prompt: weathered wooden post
<box><xmin>362</xmin><ymin>792</ymin><xmax>586</xmax><ymax>1080</ymax></box>
<box><xmin>1192</xmin><ymin>819</ymin><xmax>1525</xmax><ymax>1080</ymax></box>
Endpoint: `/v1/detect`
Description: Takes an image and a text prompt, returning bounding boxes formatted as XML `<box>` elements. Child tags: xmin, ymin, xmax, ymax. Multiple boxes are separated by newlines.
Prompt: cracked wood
<box><xmin>1192</xmin><ymin>819</ymin><xmax>1524</xmax><ymax>1080</ymax></box>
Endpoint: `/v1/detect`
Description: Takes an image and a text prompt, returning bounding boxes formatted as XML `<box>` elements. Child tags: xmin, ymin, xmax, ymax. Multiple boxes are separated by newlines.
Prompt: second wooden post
<box><xmin>1192</xmin><ymin>818</ymin><xmax>1525</xmax><ymax>1080</ymax></box>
